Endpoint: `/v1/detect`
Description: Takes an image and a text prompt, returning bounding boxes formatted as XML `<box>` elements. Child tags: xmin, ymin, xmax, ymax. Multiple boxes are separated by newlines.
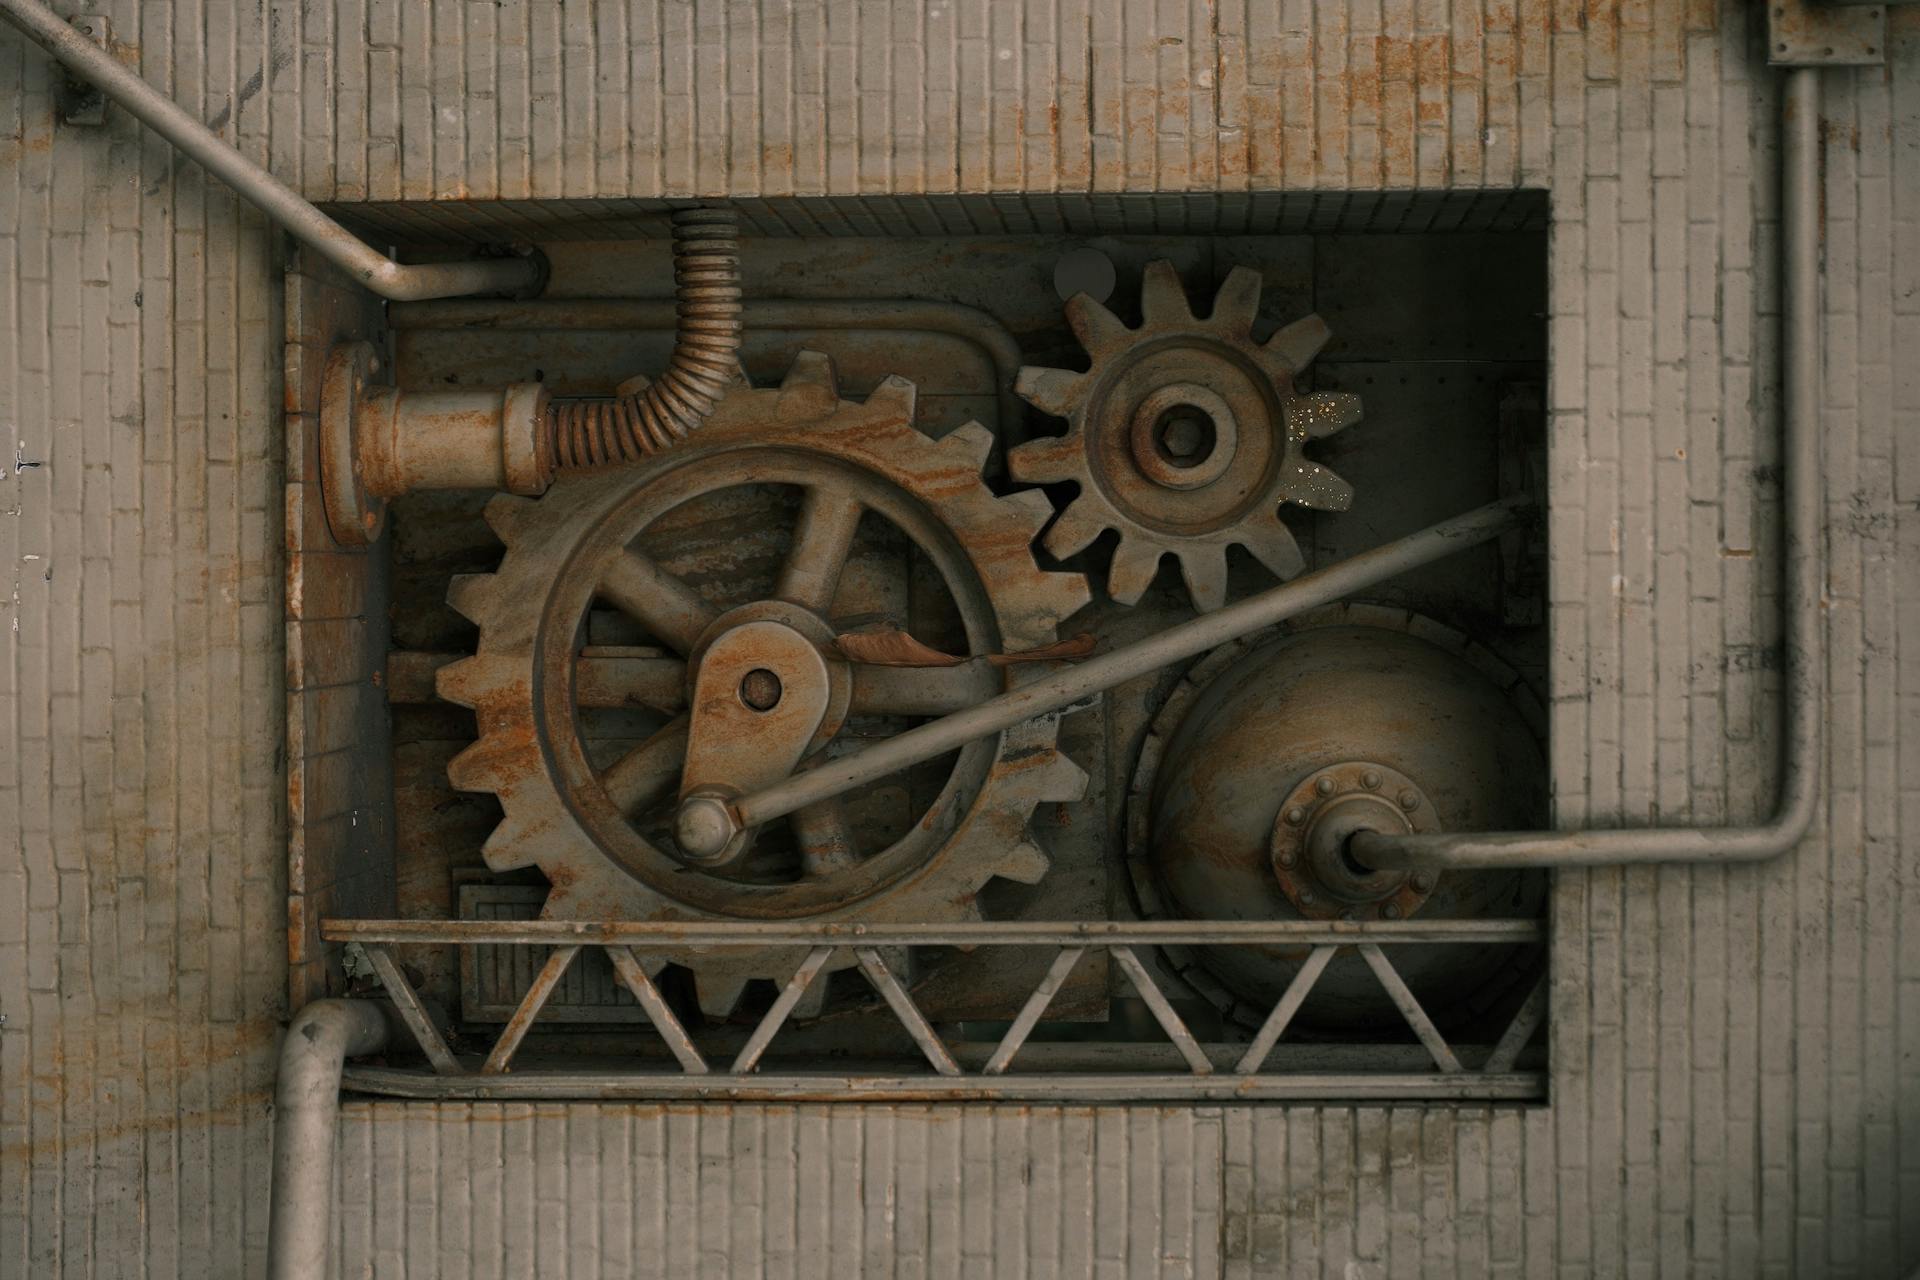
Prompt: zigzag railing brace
<box><xmin>481</xmin><ymin>944</ymin><xmax>581</xmax><ymax>1074</ymax></box>
<box><xmin>1358</xmin><ymin>943</ymin><xmax>1462</xmax><ymax>1074</ymax></box>
<box><xmin>855</xmin><ymin>946</ymin><xmax>960</xmax><ymax>1076</ymax></box>
<box><xmin>1484</xmin><ymin>970</ymin><xmax>1549</xmax><ymax>1074</ymax></box>
<box><xmin>730</xmin><ymin>945</ymin><xmax>835</xmax><ymax>1074</ymax></box>
<box><xmin>604</xmin><ymin>945</ymin><xmax>709</xmax><ymax>1075</ymax></box>
<box><xmin>362</xmin><ymin>944</ymin><xmax>463</xmax><ymax>1075</ymax></box>
<box><xmin>1234</xmin><ymin>944</ymin><xmax>1337</xmax><ymax>1075</ymax></box>
<box><xmin>1110</xmin><ymin>945</ymin><xmax>1213</xmax><ymax>1075</ymax></box>
<box><xmin>984</xmin><ymin>946</ymin><xmax>1085</xmax><ymax>1075</ymax></box>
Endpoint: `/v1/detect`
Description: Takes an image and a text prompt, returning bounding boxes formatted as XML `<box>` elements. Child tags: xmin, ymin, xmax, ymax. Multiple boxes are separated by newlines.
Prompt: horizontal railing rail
<box><xmin>322</xmin><ymin>917</ymin><xmax>1548</xmax><ymax>1103</ymax></box>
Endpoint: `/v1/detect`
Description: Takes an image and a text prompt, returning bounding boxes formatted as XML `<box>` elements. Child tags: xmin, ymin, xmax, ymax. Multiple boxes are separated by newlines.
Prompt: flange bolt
<box><xmin>1361</xmin><ymin>770</ymin><xmax>1382</xmax><ymax>789</ymax></box>
<box><xmin>1284</xmin><ymin>806</ymin><xmax>1306</xmax><ymax>826</ymax></box>
<box><xmin>1315</xmin><ymin>776</ymin><xmax>1336</xmax><ymax>796</ymax></box>
<box><xmin>1397</xmin><ymin>789</ymin><xmax>1421</xmax><ymax>811</ymax></box>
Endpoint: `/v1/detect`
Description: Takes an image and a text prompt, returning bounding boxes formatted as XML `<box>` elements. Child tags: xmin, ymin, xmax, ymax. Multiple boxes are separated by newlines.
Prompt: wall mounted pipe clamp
<box><xmin>320</xmin><ymin>341</ymin><xmax>552</xmax><ymax>546</ymax></box>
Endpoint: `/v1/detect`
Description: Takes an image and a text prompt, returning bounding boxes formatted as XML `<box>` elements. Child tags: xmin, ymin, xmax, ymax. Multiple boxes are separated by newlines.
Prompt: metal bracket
<box><xmin>56</xmin><ymin>14</ymin><xmax>108</xmax><ymax>124</ymax></box>
<box><xmin>1767</xmin><ymin>0</ymin><xmax>1888</xmax><ymax>65</ymax></box>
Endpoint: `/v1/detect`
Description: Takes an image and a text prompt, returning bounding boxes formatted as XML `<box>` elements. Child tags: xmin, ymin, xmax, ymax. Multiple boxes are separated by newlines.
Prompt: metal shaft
<box><xmin>1353</xmin><ymin>67</ymin><xmax>1824</xmax><ymax>872</ymax></box>
<box><xmin>0</xmin><ymin>0</ymin><xmax>541</xmax><ymax>301</ymax></box>
<box><xmin>678</xmin><ymin>497</ymin><xmax>1528</xmax><ymax>858</ymax></box>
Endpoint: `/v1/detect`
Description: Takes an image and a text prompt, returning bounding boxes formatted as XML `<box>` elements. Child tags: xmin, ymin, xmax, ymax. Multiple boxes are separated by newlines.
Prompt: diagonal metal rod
<box><xmin>0</xmin><ymin>0</ymin><xmax>542</xmax><ymax>301</ymax></box>
<box><xmin>677</xmin><ymin>497</ymin><xmax>1529</xmax><ymax>858</ymax></box>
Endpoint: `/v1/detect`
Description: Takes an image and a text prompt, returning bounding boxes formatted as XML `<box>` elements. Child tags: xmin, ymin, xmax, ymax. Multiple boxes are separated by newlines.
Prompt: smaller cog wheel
<box><xmin>1009</xmin><ymin>261</ymin><xmax>1363</xmax><ymax>611</ymax></box>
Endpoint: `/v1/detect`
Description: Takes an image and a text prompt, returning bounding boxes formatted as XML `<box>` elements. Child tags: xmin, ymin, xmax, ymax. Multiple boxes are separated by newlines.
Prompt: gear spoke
<box><xmin>775</xmin><ymin>487</ymin><xmax>865</xmax><ymax>612</ymax></box>
<box><xmin>849</xmin><ymin>661</ymin><xmax>1000</xmax><ymax>716</ymax></box>
<box><xmin>597</xmin><ymin>547</ymin><xmax>720</xmax><ymax>654</ymax></box>
<box><xmin>791</xmin><ymin>796</ymin><xmax>860</xmax><ymax>878</ymax></box>
<box><xmin>601</xmin><ymin>715</ymin><xmax>689</xmax><ymax>815</ymax></box>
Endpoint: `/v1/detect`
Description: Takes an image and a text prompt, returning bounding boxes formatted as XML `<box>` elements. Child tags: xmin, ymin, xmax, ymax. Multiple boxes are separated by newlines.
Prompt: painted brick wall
<box><xmin>2</xmin><ymin>2</ymin><xmax>1917</xmax><ymax>1276</ymax></box>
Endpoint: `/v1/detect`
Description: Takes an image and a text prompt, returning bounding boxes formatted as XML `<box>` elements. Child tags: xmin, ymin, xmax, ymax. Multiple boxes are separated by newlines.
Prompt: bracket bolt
<box><xmin>1315</xmin><ymin>776</ymin><xmax>1336</xmax><ymax>796</ymax></box>
<box><xmin>1361</xmin><ymin>770</ymin><xmax>1382</xmax><ymax>789</ymax></box>
<box><xmin>1397</xmin><ymin>789</ymin><xmax>1421</xmax><ymax>811</ymax></box>
<box><xmin>1412</xmin><ymin>872</ymin><xmax>1436</xmax><ymax>892</ymax></box>
<box><xmin>1298</xmin><ymin>888</ymin><xmax>1316</xmax><ymax>906</ymax></box>
<box><xmin>1382</xmin><ymin>903</ymin><xmax>1403</xmax><ymax>919</ymax></box>
<box><xmin>1284</xmin><ymin>806</ymin><xmax>1306</xmax><ymax>826</ymax></box>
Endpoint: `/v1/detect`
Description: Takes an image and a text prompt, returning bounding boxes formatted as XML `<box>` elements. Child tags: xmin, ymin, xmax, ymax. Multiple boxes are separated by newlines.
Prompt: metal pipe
<box><xmin>675</xmin><ymin>497</ymin><xmax>1529</xmax><ymax>859</ymax></box>
<box><xmin>0</xmin><ymin>0</ymin><xmax>542</xmax><ymax>301</ymax></box>
<box><xmin>267</xmin><ymin>999</ymin><xmax>390</xmax><ymax>1280</ymax></box>
<box><xmin>320</xmin><ymin>916</ymin><xmax>1546</xmax><ymax>947</ymax></box>
<box><xmin>1353</xmin><ymin>67</ymin><xmax>1825</xmax><ymax>872</ymax></box>
<box><xmin>389</xmin><ymin>296</ymin><xmax>1031</xmax><ymax>446</ymax></box>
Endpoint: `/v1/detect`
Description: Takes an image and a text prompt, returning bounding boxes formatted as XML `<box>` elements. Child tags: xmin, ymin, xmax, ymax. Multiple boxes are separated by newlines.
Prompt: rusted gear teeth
<box><xmin>438</xmin><ymin>352</ymin><xmax>1090</xmax><ymax>1018</ymax></box>
<box><xmin>1009</xmin><ymin>261</ymin><xmax>1363</xmax><ymax>612</ymax></box>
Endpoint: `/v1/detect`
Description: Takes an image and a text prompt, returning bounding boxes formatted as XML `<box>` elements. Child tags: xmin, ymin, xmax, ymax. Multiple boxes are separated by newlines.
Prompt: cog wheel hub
<box><xmin>1011</xmin><ymin>261</ymin><xmax>1365</xmax><ymax>611</ymax></box>
<box><xmin>436</xmin><ymin>352</ymin><xmax>1090</xmax><ymax>1015</ymax></box>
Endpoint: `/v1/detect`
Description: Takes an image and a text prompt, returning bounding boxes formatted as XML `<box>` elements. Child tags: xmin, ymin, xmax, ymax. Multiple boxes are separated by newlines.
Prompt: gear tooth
<box><xmin>1105</xmin><ymin>537</ymin><xmax>1165</xmax><ymax>606</ymax></box>
<box><xmin>998</xmin><ymin>487</ymin><xmax>1058</xmax><ymax>540</ymax></box>
<box><xmin>864</xmin><ymin>374</ymin><xmax>919</xmax><ymax>422</ymax></box>
<box><xmin>1035</xmin><ymin>750</ymin><xmax>1091</xmax><ymax>804</ymax></box>
<box><xmin>1039</xmin><ymin>494</ymin><xmax>1111</xmax><ymax>560</ymax></box>
<box><xmin>1279</xmin><ymin>461</ymin><xmax>1357</xmax><ymax>512</ymax></box>
<box><xmin>1042</xmin><ymin>572</ymin><xmax>1093</xmax><ymax>625</ymax></box>
<box><xmin>483</xmin><ymin>493</ymin><xmax>537</xmax><ymax>540</ymax></box>
<box><xmin>1014</xmin><ymin>365</ymin><xmax>1084</xmax><ymax>417</ymax></box>
<box><xmin>1242</xmin><ymin>518</ymin><xmax>1308</xmax><ymax>581</ymax></box>
<box><xmin>446</xmin><ymin>739</ymin><xmax>508</xmax><ymax>793</ymax></box>
<box><xmin>1210</xmin><ymin>266</ymin><xmax>1265</xmax><ymax>331</ymax></box>
<box><xmin>776</xmin><ymin>350</ymin><xmax>842</xmax><ymax>421</ymax></box>
<box><xmin>938</xmin><ymin>421</ymin><xmax>996</xmax><ymax>471</ymax></box>
<box><xmin>1267</xmin><ymin>313</ymin><xmax>1333</xmax><ymax>373</ymax></box>
<box><xmin>696</xmin><ymin>973</ymin><xmax>751</xmax><ymax>1019</ymax></box>
<box><xmin>1176</xmin><ymin>545</ymin><xmax>1231</xmax><ymax>613</ymax></box>
<box><xmin>446</xmin><ymin>573</ymin><xmax>498</xmax><ymax>624</ymax></box>
<box><xmin>1139</xmin><ymin>261</ymin><xmax>1195</xmax><ymax>326</ymax></box>
<box><xmin>994</xmin><ymin>839</ymin><xmax>1051</xmax><ymax>886</ymax></box>
<box><xmin>1006</xmin><ymin>433</ymin><xmax>1084</xmax><ymax>485</ymax></box>
<box><xmin>434</xmin><ymin>654</ymin><xmax>489</xmax><ymax>708</ymax></box>
<box><xmin>780</xmin><ymin>348</ymin><xmax>839</xmax><ymax>396</ymax></box>
<box><xmin>1065</xmin><ymin>293</ymin><xmax>1132</xmax><ymax>355</ymax></box>
<box><xmin>479</xmin><ymin>814</ymin><xmax>542</xmax><ymax>872</ymax></box>
<box><xmin>1289</xmin><ymin>390</ymin><xmax>1365</xmax><ymax>440</ymax></box>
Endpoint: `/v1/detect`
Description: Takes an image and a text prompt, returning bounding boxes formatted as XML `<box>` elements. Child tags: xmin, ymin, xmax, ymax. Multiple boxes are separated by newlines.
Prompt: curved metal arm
<box><xmin>1353</xmin><ymin>68</ymin><xmax>1825</xmax><ymax>873</ymax></box>
<box><xmin>0</xmin><ymin>0</ymin><xmax>542</xmax><ymax>301</ymax></box>
<box><xmin>267</xmin><ymin>999</ymin><xmax>390</xmax><ymax>1280</ymax></box>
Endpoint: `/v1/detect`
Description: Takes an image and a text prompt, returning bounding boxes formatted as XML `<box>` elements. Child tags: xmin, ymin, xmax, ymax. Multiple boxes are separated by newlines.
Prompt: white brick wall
<box><xmin>1</xmin><ymin>2</ymin><xmax>1917</xmax><ymax>1275</ymax></box>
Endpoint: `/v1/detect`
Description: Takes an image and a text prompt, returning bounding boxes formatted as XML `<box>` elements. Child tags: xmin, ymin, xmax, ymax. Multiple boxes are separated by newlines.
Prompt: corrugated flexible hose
<box><xmin>545</xmin><ymin>206</ymin><xmax>743</xmax><ymax>468</ymax></box>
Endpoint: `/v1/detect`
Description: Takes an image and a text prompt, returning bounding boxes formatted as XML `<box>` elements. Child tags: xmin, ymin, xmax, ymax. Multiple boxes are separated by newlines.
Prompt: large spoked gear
<box><xmin>436</xmin><ymin>352</ymin><xmax>1090</xmax><ymax>1017</ymax></box>
<box><xmin>1009</xmin><ymin>261</ymin><xmax>1364</xmax><ymax>611</ymax></box>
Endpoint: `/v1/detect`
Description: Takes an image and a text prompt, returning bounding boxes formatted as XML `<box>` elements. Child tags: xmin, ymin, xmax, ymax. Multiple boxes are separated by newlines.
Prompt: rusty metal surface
<box><xmin>1128</xmin><ymin>606</ymin><xmax>1548</xmax><ymax>1036</ymax></box>
<box><xmin>1009</xmin><ymin>263</ymin><xmax>1363</xmax><ymax>611</ymax></box>
<box><xmin>329</xmin><ymin>917</ymin><xmax>1547</xmax><ymax>1100</ymax></box>
<box><xmin>432</xmin><ymin>352</ymin><xmax>1089</xmax><ymax>1018</ymax></box>
<box><xmin>1768</xmin><ymin>0</ymin><xmax>1890</xmax><ymax>64</ymax></box>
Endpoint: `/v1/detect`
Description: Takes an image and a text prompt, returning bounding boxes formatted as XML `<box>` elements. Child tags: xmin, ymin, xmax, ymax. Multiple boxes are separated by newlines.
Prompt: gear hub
<box><xmin>1009</xmin><ymin>261</ymin><xmax>1363</xmax><ymax>611</ymax></box>
<box><xmin>436</xmin><ymin>351</ymin><xmax>1090</xmax><ymax>1016</ymax></box>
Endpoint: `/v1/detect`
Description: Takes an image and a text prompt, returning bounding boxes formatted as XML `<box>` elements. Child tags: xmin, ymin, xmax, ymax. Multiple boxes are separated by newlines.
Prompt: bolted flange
<box><xmin>1268</xmin><ymin>760</ymin><xmax>1442</xmax><ymax>922</ymax></box>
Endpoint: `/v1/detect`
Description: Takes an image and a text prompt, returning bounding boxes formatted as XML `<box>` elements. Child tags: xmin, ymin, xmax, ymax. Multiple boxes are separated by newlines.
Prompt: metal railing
<box><xmin>322</xmin><ymin>918</ymin><xmax>1548</xmax><ymax>1102</ymax></box>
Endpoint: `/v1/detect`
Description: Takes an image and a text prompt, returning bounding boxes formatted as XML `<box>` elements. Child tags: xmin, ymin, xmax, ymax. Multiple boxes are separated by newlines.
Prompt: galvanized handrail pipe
<box><xmin>267</xmin><ymin>999</ymin><xmax>390</xmax><ymax>1280</ymax></box>
<box><xmin>1353</xmin><ymin>67</ymin><xmax>1825</xmax><ymax>872</ymax></box>
<box><xmin>675</xmin><ymin>496</ymin><xmax>1529</xmax><ymax>859</ymax></box>
<box><xmin>0</xmin><ymin>0</ymin><xmax>542</xmax><ymax>301</ymax></box>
